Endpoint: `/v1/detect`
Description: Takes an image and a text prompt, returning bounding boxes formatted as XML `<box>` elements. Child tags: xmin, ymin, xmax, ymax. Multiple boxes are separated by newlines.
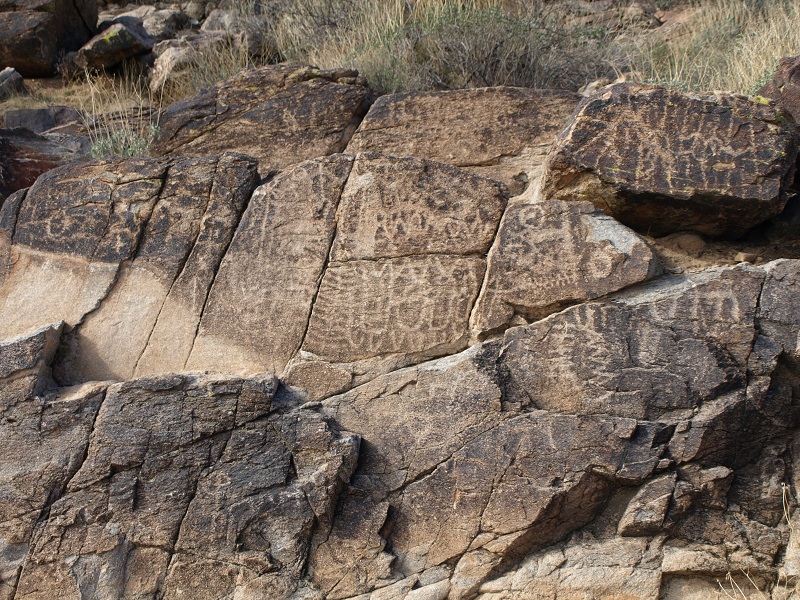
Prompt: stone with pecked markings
<box><xmin>151</xmin><ymin>64</ymin><xmax>374</xmax><ymax>173</ymax></box>
<box><xmin>538</xmin><ymin>83</ymin><xmax>800</xmax><ymax>237</ymax></box>
<box><xmin>469</xmin><ymin>199</ymin><xmax>661</xmax><ymax>339</ymax></box>
<box><xmin>346</xmin><ymin>87</ymin><xmax>580</xmax><ymax>195</ymax></box>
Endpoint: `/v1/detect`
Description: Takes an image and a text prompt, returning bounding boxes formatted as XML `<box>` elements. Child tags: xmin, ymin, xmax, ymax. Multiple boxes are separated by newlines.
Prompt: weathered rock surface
<box><xmin>0</xmin><ymin>325</ymin><xmax>359</xmax><ymax>600</ymax></box>
<box><xmin>1</xmin><ymin>106</ymin><xmax>83</xmax><ymax>134</ymax></box>
<box><xmin>469</xmin><ymin>200</ymin><xmax>661</xmax><ymax>339</ymax></box>
<box><xmin>3</xmin><ymin>79</ymin><xmax>800</xmax><ymax>599</ymax></box>
<box><xmin>0</xmin><ymin>127</ymin><xmax>88</xmax><ymax>198</ymax></box>
<box><xmin>760</xmin><ymin>54</ymin><xmax>800</xmax><ymax>122</ymax></box>
<box><xmin>201</xmin><ymin>8</ymin><xmax>272</xmax><ymax>57</ymax></box>
<box><xmin>74</xmin><ymin>22</ymin><xmax>154</xmax><ymax>71</ymax></box>
<box><xmin>151</xmin><ymin>64</ymin><xmax>374</xmax><ymax>173</ymax></box>
<box><xmin>0</xmin><ymin>68</ymin><xmax>26</xmax><ymax>102</ymax></box>
<box><xmin>52</xmin><ymin>153</ymin><xmax>259</xmax><ymax>383</ymax></box>
<box><xmin>102</xmin><ymin>5</ymin><xmax>189</xmax><ymax>41</ymax></box>
<box><xmin>307</xmin><ymin>260</ymin><xmax>800</xmax><ymax>598</ymax></box>
<box><xmin>538</xmin><ymin>83</ymin><xmax>800</xmax><ymax>237</ymax></box>
<box><xmin>0</xmin><ymin>0</ymin><xmax>97</xmax><ymax>77</ymax></box>
<box><xmin>148</xmin><ymin>33</ymin><xmax>229</xmax><ymax>96</ymax></box>
<box><xmin>346</xmin><ymin>87</ymin><xmax>579</xmax><ymax>195</ymax></box>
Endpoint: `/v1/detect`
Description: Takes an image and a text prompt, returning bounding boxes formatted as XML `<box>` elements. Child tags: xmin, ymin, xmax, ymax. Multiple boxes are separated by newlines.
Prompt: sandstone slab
<box><xmin>538</xmin><ymin>83</ymin><xmax>800</xmax><ymax>237</ymax></box>
<box><xmin>56</xmin><ymin>153</ymin><xmax>259</xmax><ymax>382</ymax></box>
<box><xmin>186</xmin><ymin>154</ymin><xmax>352</xmax><ymax>376</ymax></box>
<box><xmin>151</xmin><ymin>64</ymin><xmax>374</xmax><ymax>173</ymax></box>
<box><xmin>346</xmin><ymin>87</ymin><xmax>579</xmax><ymax>195</ymax></box>
<box><xmin>500</xmin><ymin>265</ymin><xmax>764</xmax><ymax>420</ymax></box>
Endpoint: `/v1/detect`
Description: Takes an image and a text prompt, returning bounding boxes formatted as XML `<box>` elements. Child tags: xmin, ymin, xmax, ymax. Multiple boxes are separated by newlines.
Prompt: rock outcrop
<box><xmin>538</xmin><ymin>83</ymin><xmax>800</xmax><ymax>237</ymax></box>
<box><xmin>346</xmin><ymin>87</ymin><xmax>580</xmax><ymax>195</ymax></box>
<box><xmin>0</xmin><ymin>127</ymin><xmax>88</xmax><ymax>199</ymax></box>
<box><xmin>0</xmin><ymin>0</ymin><xmax>97</xmax><ymax>76</ymax></box>
<box><xmin>1</xmin><ymin>326</ymin><xmax>358</xmax><ymax>600</ymax></box>
<box><xmin>151</xmin><ymin>64</ymin><xmax>374</xmax><ymax>174</ymax></box>
<box><xmin>760</xmin><ymin>54</ymin><xmax>800</xmax><ymax>122</ymax></box>
<box><xmin>3</xmin><ymin>70</ymin><xmax>800</xmax><ymax>600</ymax></box>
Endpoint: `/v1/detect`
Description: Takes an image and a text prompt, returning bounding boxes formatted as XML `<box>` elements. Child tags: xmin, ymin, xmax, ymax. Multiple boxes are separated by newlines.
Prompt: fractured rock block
<box><xmin>346</xmin><ymin>87</ymin><xmax>580</xmax><ymax>194</ymax></box>
<box><xmin>151</xmin><ymin>64</ymin><xmax>374</xmax><ymax>173</ymax></box>
<box><xmin>500</xmin><ymin>265</ymin><xmax>765</xmax><ymax>420</ymax></box>
<box><xmin>538</xmin><ymin>83</ymin><xmax>800</xmax><ymax>237</ymax></box>
<box><xmin>470</xmin><ymin>199</ymin><xmax>660</xmax><ymax>339</ymax></box>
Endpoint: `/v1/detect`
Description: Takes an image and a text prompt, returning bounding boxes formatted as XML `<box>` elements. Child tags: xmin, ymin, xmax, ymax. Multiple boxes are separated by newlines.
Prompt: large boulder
<box><xmin>0</xmin><ymin>0</ymin><xmax>97</xmax><ymax>77</ymax></box>
<box><xmin>759</xmin><ymin>54</ymin><xmax>800</xmax><ymax>122</ymax></box>
<box><xmin>151</xmin><ymin>64</ymin><xmax>374</xmax><ymax>173</ymax></box>
<box><xmin>346</xmin><ymin>87</ymin><xmax>580</xmax><ymax>195</ymax></box>
<box><xmin>73</xmin><ymin>22</ymin><xmax>154</xmax><ymax>71</ymax></box>
<box><xmin>538</xmin><ymin>83</ymin><xmax>800</xmax><ymax>237</ymax></box>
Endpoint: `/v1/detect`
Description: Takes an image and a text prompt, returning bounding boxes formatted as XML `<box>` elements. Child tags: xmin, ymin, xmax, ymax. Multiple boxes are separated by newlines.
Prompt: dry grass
<box><xmin>81</xmin><ymin>70</ymin><xmax>161</xmax><ymax>158</ymax></box>
<box><xmin>269</xmin><ymin>0</ymin><xmax>626</xmax><ymax>93</ymax></box>
<box><xmin>630</xmin><ymin>0</ymin><xmax>800</xmax><ymax>94</ymax></box>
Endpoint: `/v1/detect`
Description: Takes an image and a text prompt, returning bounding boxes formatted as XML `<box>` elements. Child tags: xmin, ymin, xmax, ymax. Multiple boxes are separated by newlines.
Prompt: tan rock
<box><xmin>331</xmin><ymin>154</ymin><xmax>507</xmax><ymax>261</ymax></box>
<box><xmin>346</xmin><ymin>87</ymin><xmax>579</xmax><ymax>195</ymax></box>
<box><xmin>186</xmin><ymin>154</ymin><xmax>352</xmax><ymax>375</ymax></box>
<box><xmin>470</xmin><ymin>200</ymin><xmax>660</xmax><ymax>339</ymax></box>
<box><xmin>151</xmin><ymin>64</ymin><xmax>373</xmax><ymax>173</ymax></box>
<box><xmin>55</xmin><ymin>153</ymin><xmax>259</xmax><ymax>382</ymax></box>
<box><xmin>0</xmin><ymin>159</ymin><xmax>167</xmax><ymax>342</ymax></box>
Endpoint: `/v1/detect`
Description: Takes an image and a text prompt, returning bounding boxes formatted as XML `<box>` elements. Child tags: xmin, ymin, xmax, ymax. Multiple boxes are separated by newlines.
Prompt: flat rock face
<box><xmin>346</xmin><ymin>87</ymin><xmax>579</xmax><ymax>195</ymax></box>
<box><xmin>0</xmin><ymin>0</ymin><xmax>97</xmax><ymax>76</ymax></box>
<box><xmin>760</xmin><ymin>54</ymin><xmax>800</xmax><ymax>121</ymax></box>
<box><xmin>151</xmin><ymin>64</ymin><xmax>374</xmax><ymax>174</ymax></box>
<box><xmin>538</xmin><ymin>83</ymin><xmax>800</xmax><ymax>237</ymax></box>
<box><xmin>308</xmin><ymin>260</ymin><xmax>800</xmax><ymax>599</ymax></box>
<box><xmin>470</xmin><ymin>200</ymin><xmax>661</xmax><ymax>339</ymax></box>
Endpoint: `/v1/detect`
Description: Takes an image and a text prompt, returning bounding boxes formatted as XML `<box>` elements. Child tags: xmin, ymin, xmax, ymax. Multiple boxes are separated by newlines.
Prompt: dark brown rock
<box><xmin>74</xmin><ymin>22</ymin><xmax>154</xmax><ymax>71</ymax></box>
<box><xmin>0</xmin><ymin>67</ymin><xmax>26</xmax><ymax>102</ymax></box>
<box><xmin>151</xmin><ymin>64</ymin><xmax>374</xmax><ymax>173</ymax></box>
<box><xmin>0</xmin><ymin>127</ymin><xmax>88</xmax><ymax>198</ymax></box>
<box><xmin>4</xmin><ymin>354</ymin><xmax>359</xmax><ymax>599</ymax></box>
<box><xmin>2</xmin><ymin>106</ymin><xmax>83</xmax><ymax>134</ymax></box>
<box><xmin>759</xmin><ymin>54</ymin><xmax>800</xmax><ymax>121</ymax></box>
<box><xmin>346</xmin><ymin>87</ymin><xmax>580</xmax><ymax>194</ymax></box>
<box><xmin>539</xmin><ymin>83</ymin><xmax>800</xmax><ymax>237</ymax></box>
<box><xmin>0</xmin><ymin>0</ymin><xmax>97</xmax><ymax>77</ymax></box>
